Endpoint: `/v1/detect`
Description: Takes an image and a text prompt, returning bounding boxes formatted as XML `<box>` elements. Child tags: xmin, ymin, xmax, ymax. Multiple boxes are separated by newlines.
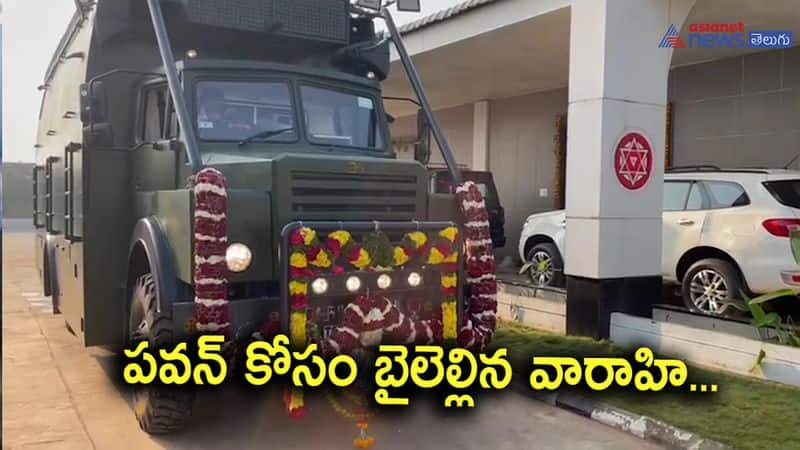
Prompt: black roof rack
<box><xmin>666</xmin><ymin>165</ymin><xmax>721</xmax><ymax>173</ymax></box>
<box><xmin>666</xmin><ymin>165</ymin><xmax>770</xmax><ymax>175</ymax></box>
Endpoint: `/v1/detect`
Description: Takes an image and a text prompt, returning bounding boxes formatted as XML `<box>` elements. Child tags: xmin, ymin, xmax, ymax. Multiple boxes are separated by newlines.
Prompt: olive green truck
<box><xmin>33</xmin><ymin>0</ymin><xmax>469</xmax><ymax>433</ymax></box>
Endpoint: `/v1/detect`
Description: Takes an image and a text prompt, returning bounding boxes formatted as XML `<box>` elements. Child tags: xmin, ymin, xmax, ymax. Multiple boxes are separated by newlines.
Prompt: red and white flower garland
<box><xmin>193</xmin><ymin>168</ymin><xmax>231</xmax><ymax>340</ymax></box>
<box><xmin>284</xmin><ymin>226</ymin><xmax>460</xmax><ymax>417</ymax></box>
<box><xmin>456</xmin><ymin>181</ymin><xmax>497</xmax><ymax>351</ymax></box>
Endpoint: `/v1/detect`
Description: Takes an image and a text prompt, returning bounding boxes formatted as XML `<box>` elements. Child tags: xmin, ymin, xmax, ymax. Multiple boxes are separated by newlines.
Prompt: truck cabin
<box><xmin>85</xmin><ymin>0</ymin><xmax>396</xmax><ymax>163</ymax></box>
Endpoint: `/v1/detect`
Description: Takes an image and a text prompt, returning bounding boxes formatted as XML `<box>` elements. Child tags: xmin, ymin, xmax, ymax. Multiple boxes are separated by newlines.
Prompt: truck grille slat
<box><xmin>290</xmin><ymin>170</ymin><xmax>420</xmax><ymax>221</ymax></box>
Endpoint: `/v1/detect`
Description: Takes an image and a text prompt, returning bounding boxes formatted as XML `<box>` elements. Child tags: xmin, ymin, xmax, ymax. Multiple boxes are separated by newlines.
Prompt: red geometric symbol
<box><xmin>614</xmin><ymin>132</ymin><xmax>653</xmax><ymax>191</ymax></box>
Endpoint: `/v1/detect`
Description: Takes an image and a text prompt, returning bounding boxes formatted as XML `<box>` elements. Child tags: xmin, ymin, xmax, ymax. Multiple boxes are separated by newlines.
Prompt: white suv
<box><xmin>519</xmin><ymin>168</ymin><xmax>800</xmax><ymax>316</ymax></box>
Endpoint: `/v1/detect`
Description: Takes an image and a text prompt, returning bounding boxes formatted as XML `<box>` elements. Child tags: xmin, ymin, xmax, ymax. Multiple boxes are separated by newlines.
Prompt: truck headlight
<box><xmin>311</xmin><ymin>278</ymin><xmax>329</xmax><ymax>295</ymax></box>
<box><xmin>225</xmin><ymin>243</ymin><xmax>253</xmax><ymax>273</ymax></box>
<box><xmin>407</xmin><ymin>272</ymin><xmax>423</xmax><ymax>288</ymax></box>
<box><xmin>346</xmin><ymin>276</ymin><xmax>362</xmax><ymax>293</ymax></box>
<box><xmin>377</xmin><ymin>274</ymin><xmax>392</xmax><ymax>290</ymax></box>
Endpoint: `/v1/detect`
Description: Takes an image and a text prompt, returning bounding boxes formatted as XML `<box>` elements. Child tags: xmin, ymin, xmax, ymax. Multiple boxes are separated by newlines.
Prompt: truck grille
<box><xmin>290</xmin><ymin>170</ymin><xmax>420</xmax><ymax>221</ymax></box>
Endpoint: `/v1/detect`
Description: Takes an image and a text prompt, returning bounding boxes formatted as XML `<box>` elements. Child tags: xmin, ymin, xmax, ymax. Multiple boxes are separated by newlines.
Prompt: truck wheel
<box><xmin>527</xmin><ymin>243</ymin><xmax>564</xmax><ymax>288</ymax></box>
<box><xmin>681</xmin><ymin>259</ymin><xmax>742</xmax><ymax>317</ymax></box>
<box><xmin>128</xmin><ymin>274</ymin><xmax>193</xmax><ymax>434</ymax></box>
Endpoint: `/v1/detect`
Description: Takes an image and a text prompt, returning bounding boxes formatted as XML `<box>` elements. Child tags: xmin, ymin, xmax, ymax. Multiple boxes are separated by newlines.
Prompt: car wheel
<box><xmin>681</xmin><ymin>259</ymin><xmax>743</xmax><ymax>317</ymax></box>
<box><xmin>526</xmin><ymin>243</ymin><xmax>564</xmax><ymax>288</ymax></box>
<box><xmin>128</xmin><ymin>274</ymin><xmax>194</xmax><ymax>434</ymax></box>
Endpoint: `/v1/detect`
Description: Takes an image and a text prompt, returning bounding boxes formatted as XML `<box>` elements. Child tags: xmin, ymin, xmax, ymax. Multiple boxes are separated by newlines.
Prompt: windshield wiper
<box><xmin>237</xmin><ymin>127</ymin><xmax>294</xmax><ymax>147</ymax></box>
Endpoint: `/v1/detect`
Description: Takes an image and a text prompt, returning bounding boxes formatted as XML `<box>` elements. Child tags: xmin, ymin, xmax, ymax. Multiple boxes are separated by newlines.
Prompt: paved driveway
<box><xmin>2</xmin><ymin>231</ymin><xmax>661</xmax><ymax>450</ymax></box>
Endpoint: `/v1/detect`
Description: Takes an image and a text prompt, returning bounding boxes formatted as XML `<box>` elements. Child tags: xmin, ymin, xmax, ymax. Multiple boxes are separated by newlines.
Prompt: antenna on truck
<box><xmin>354</xmin><ymin>0</ymin><xmax>463</xmax><ymax>184</ymax></box>
<box><xmin>145</xmin><ymin>0</ymin><xmax>204</xmax><ymax>174</ymax></box>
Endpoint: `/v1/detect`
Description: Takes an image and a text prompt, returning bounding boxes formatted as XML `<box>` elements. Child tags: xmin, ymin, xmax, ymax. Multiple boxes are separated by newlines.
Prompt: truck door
<box><xmin>662</xmin><ymin>181</ymin><xmax>706</xmax><ymax>281</ymax></box>
<box><xmin>132</xmin><ymin>83</ymin><xmax>179</xmax><ymax>191</ymax></box>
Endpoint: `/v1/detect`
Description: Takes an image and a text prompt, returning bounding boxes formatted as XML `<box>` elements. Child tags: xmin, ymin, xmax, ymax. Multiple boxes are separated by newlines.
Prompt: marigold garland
<box><xmin>280</xmin><ymin>201</ymin><xmax>498</xmax><ymax>419</ymax></box>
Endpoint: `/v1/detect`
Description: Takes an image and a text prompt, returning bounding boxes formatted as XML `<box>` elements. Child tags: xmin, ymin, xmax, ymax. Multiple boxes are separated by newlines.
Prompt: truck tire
<box><xmin>526</xmin><ymin>243</ymin><xmax>564</xmax><ymax>288</ymax></box>
<box><xmin>128</xmin><ymin>274</ymin><xmax>193</xmax><ymax>434</ymax></box>
<box><xmin>681</xmin><ymin>259</ymin><xmax>743</xmax><ymax>317</ymax></box>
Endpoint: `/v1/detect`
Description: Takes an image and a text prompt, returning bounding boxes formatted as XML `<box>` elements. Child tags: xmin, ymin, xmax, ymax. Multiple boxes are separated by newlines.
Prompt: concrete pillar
<box><xmin>472</xmin><ymin>100</ymin><xmax>490</xmax><ymax>171</ymax></box>
<box><xmin>564</xmin><ymin>0</ymin><xmax>695</xmax><ymax>338</ymax></box>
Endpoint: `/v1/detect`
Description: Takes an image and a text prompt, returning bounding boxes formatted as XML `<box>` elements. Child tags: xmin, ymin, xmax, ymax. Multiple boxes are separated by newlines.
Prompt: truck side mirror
<box><xmin>414</xmin><ymin>108</ymin><xmax>431</xmax><ymax>165</ymax></box>
<box><xmin>79</xmin><ymin>81</ymin><xmax>108</xmax><ymax>124</ymax></box>
<box><xmin>397</xmin><ymin>0</ymin><xmax>422</xmax><ymax>12</ymax></box>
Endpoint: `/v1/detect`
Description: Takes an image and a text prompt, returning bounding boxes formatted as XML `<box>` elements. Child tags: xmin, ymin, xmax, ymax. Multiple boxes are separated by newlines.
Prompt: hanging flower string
<box><xmin>427</xmin><ymin>228</ymin><xmax>459</xmax><ymax>342</ymax></box>
<box><xmin>193</xmin><ymin>168</ymin><xmax>232</xmax><ymax>341</ymax></box>
<box><xmin>456</xmin><ymin>181</ymin><xmax>498</xmax><ymax>351</ymax></box>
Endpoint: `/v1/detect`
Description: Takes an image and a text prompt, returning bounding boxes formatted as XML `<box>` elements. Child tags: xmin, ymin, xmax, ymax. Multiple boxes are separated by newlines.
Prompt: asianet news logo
<box><xmin>659</xmin><ymin>22</ymin><xmax>792</xmax><ymax>49</ymax></box>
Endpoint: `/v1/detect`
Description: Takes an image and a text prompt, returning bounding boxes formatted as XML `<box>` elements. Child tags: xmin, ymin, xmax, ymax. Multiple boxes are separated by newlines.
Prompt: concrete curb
<box><xmin>512</xmin><ymin>380</ymin><xmax>732</xmax><ymax>450</ymax></box>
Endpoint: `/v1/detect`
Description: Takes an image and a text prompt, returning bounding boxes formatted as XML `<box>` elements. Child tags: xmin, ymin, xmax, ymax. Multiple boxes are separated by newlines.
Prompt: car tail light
<box><xmin>781</xmin><ymin>271</ymin><xmax>800</xmax><ymax>286</ymax></box>
<box><xmin>762</xmin><ymin>219</ymin><xmax>800</xmax><ymax>237</ymax></box>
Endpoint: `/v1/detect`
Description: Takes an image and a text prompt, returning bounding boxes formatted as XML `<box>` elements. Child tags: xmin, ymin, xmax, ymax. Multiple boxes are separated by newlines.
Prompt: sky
<box><xmin>0</xmin><ymin>0</ymin><xmax>463</xmax><ymax>163</ymax></box>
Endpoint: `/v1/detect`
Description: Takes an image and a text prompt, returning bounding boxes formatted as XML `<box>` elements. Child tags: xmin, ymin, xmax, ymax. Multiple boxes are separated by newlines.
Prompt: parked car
<box><xmin>519</xmin><ymin>168</ymin><xmax>800</xmax><ymax>316</ymax></box>
<box><xmin>430</xmin><ymin>169</ymin><xmax>507</xmax><ymax>248</ymax></box>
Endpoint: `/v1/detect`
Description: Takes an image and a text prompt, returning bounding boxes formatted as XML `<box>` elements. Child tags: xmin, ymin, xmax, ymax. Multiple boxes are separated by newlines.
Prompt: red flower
<box><xmin>291</xmin><ymin>294</ymin><xmax>309</xmax><ymax>311</ymax></box>
<box><xmin>347</xmin><ymin>244</ymin><xmax>362</xmax><ymax>263</ymax></box>
<box><xmin>441</xmin><ymin>287</ymin><xmax>458</xmax><ymax>297</ymax></box>
<box><xmin>290</xmin><ymin>267</ymin><xmax>310</xmax><ymax>279</ymax></box>
<box><xmin>326</xmin><ymin>237</ymin><xmax>342</xmax><ymax>258</ymax></box>
<box><xmin>289</xmin><ymin>229</ymin><xmax>304</xmax><ymax>246</ymax></box>
<box><xmin>331</xmin><ymin>265</ymin><xmax>345</xmax><ymax>275</ymax></box>
<box><xmin>435</xmin><ymin>241</ymin><xmax>451</xmax><ymax>256</ymax></box>
<box><xmin>306</xmin><ymin>246</ymin><xmax>322</xmax><ymax>262</ymax></box>
<box><xmin>440</xmin><ymin>263</ymin><xmax>458</xmax><ymax>273</ymax></box>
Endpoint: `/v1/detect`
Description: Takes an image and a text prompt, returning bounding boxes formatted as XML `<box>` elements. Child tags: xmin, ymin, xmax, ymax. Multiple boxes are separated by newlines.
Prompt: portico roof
<box><xmin>397</xmin><ymin>0</ymin><xmax>503</xmax><ymax>35</ymax></box>
<box><xmin>385</xmin><ymin>0</ymin><xmax>800</xmax><ymax>118</ymax></box>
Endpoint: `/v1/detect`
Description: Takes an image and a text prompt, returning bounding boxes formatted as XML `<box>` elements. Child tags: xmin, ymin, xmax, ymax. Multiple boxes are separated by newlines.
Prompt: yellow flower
<box><xmin>328</xmin><ymin>230</ymin><xmax>351</xmax><ymax>247</ymax></box>
<box><xmin>407</xmin><ymin>231</ymin><xmax>427</xmax><ymax>249</ymax></box>
<box><xmin>441</xmin><ymin>274</ymin><xmax>458</xmax><ymax>289</ymax></box>
<box><xmin>444</xmin><ymin>252</ymin><xmax>459</xmax><ymax>263</ymax></box>
<box><xmin>288</xmin><ymin>387</ymin><xmax>305</xmax><ymax>410</ymax></box>
<box><xmin>394</xmin><ymin>247</ymin><xmax>410</xmax><ymax>267</ymax></box>
<box><xmin>290</xmin><ymin>312</ymin><xmax>307</xmax><ymax>347</ymax></box>
<box><xmin>428</xmin><ymin>247</ymin><xmax>445</xmax><ymax>265</ymax></box>
<box><xmin>440</xmin><ymin>227</ymin><xmax>459</xmax><ymax>243</ymax></box>
<box><xmin>300</xmin><ymin>227</ymin><xmax>317</xmax><ymax>246</ymax></box>
<box><xmin>442</xmin><ymin>301</ymin><xmax>457</xmax><ymax>340</ymax></box>
<box><xmin>290</xmin><ymin>251</ymin><xmax>308</xmax><ymax>269</ymax></box>
<box><xmin>311</xmin><ymin>250</ymin><xmax>332</xmax><ymax>268</ymax></box>
<box><xmin>353</xmin><ymin>248</ymin><xmax>372</xmax><ymax>269</ymax></box>
<box><xmin>289</xmin><ymin>281</ymin><xmax>308</xmax><ymax>296</ymax></box>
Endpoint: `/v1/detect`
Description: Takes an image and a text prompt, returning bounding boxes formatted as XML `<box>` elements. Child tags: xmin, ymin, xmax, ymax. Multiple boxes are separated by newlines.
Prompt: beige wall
<box><xmin>670</xmin><ymin>47</ymin><xmax>800</xmax><ymax>169</ymax></box>
<box><xmin>489</xmin><ymin>89</ymin><xmax>568</xmax><ymax>259</ymax></box>
<box><xmin>391</xmin><ymin>89</ymin><xmax>569</xmax><ymax>260</ymax></box>
<box><xmin>391</xmin><ymin>103</ymin><xmax>474</xmax><ymax>167</ymax></box>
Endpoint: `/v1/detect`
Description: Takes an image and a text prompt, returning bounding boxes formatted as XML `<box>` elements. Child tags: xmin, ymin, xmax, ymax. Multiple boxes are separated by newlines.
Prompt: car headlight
<box><xmin>346</xmin><ymin>276</ymin><xmax>362</xmax><ymax>293</ymax></box>
<box><xmin>311</xmin><ymin>277</ymin><xmax>329</xmax><ymax>295</ymax></box>
<box><xmin>225</xmin><ymin>243</ymin><xmax>253</xmax><ymax>272</ymax></box>
<box><xmin>377</xmin><ymin>274</ymin><xmax>392</xmax><ymax>290</ymax></box>
<box><xmin>407</xmin><ymin>272</ymin><xmax>423</xmax><ymax>287</ymax></box>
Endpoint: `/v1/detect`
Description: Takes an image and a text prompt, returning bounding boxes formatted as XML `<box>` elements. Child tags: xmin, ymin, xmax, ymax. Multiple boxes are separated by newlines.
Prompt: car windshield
<box><xmin>196</xmin><ymin>81</ymin><xmax>297</xmax><ymax>143</ymax></box>
<box><xmin>300</xmin><ymin>85</ymin><xmax>384</xmax><ymax>150</ymax></box>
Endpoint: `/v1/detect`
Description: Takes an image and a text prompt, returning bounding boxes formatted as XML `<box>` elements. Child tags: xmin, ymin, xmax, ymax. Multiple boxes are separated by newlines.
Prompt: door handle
<box><xmin>678</xmin><ymin>218</ymin><xmax>695</xmax><ymax>226</ymax></box>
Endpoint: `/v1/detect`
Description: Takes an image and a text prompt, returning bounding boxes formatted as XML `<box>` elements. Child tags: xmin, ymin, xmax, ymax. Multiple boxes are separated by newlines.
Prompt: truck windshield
<box><xmin>300</xmin><ymin>85</ymin><xmax>384</xmax><ymax>150</ymax></box>
<box><xmin>196</xmin><ymin>81</ymin><xmax>298</xmax><ymax>143</ymax></box>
